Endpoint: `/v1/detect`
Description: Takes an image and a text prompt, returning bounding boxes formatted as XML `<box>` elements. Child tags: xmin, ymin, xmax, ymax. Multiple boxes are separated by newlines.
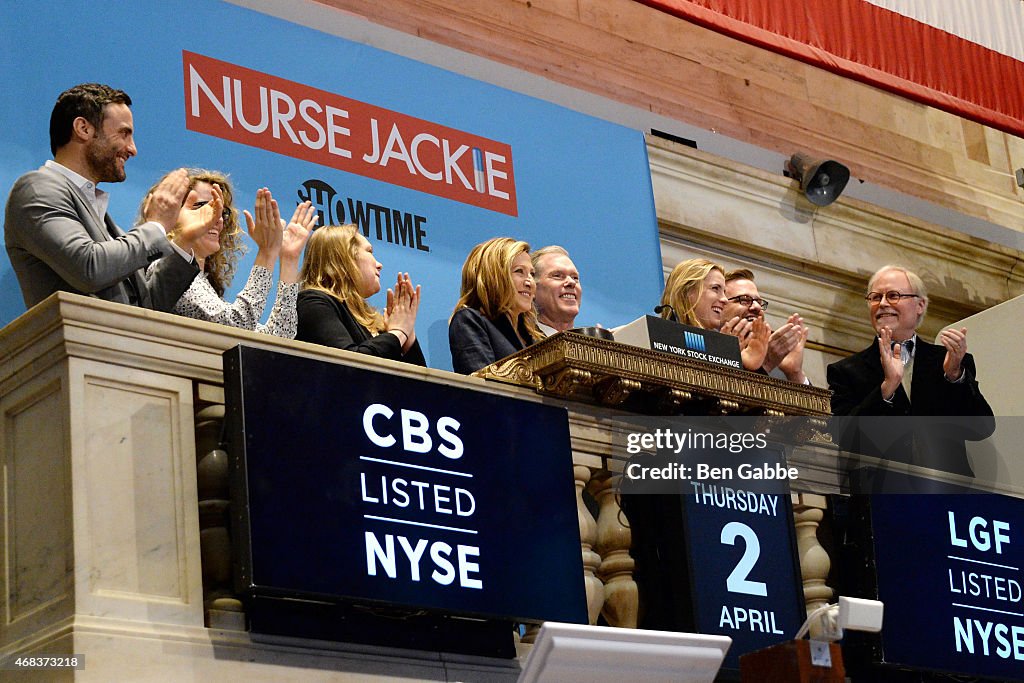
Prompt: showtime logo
<box><xmin>182</xmin><ymin>51</ymin><xmax>517</xmax><ymax>216</ymax></box>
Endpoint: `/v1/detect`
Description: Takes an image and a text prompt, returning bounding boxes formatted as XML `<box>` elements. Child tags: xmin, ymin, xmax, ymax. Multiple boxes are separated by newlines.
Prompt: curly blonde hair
<box><xmin>300</xmin><ymin>225</ymin><xmax>386</xmax><ymax>333</ymax></box>
<box><xmin>452</xmin><ymin>237</ymin><xmax>542</xmax><ymax>341</ymax></box>
<box><xmin>660</xmin><ymin>258</ymin><xmax>725</xmax><ymax>329</ymax></box>
<box><xmin>139</xmin><ymin>169</ymin><xmax>245</xmax><ymax>296</ymax></box>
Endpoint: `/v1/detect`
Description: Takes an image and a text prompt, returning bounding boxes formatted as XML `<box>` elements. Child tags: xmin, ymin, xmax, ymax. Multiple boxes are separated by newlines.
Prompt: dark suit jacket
<box><xmin>448</xmin><ymin>307</ymin><xmax>532</xmax><ymax>374</ymax></box>
<box><xmin>827</xmin><ymin>337</ymin><xmax>994</xmax><ymax>476</ymax></box>
<box><xmin>296</xmin><ymin>289</ymin><xmax>426</xmax><ymax>366</ymax></box>
<box><xmin>4</xmin><ymin>164</ymin><xmax>197</xmax><ymax>311</ymax></box>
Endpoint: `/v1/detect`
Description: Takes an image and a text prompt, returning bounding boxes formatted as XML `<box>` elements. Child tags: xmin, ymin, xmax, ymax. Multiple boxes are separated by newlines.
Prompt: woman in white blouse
<box><xmin>143</xmin><ymin>170</ymin><xmax>317</xmax><ymax>338</ymax></box>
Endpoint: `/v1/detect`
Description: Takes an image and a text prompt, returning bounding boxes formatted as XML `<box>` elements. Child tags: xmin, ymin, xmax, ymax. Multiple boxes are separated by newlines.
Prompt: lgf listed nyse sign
<box><xmin>867</xmin><ymin>489</ymin><xmax>1024</xmax><ymax>681</ymax></box>
<box><xmin>224</xmin><ymin>345</ymin><xmax>585</xmax><ymax>625</ymax></box>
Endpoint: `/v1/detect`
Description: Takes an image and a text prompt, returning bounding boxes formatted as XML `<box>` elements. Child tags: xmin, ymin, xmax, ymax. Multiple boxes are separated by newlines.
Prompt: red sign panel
<box><xmin>183</xmin><ymin>51</ymin><xmax>517</xmax><ymax>216</ymax></box>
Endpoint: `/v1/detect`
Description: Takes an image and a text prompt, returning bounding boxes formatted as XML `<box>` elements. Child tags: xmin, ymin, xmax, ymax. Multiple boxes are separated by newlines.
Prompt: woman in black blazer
<box><xmin>449</xmin><ymin>237</ymin><xmax>543</xmax><ymax>374</ymax></box>
<box><xmin>297</xmin><ymin>224</ymin><xmax>425</xmax><ymax>366</ymax></box>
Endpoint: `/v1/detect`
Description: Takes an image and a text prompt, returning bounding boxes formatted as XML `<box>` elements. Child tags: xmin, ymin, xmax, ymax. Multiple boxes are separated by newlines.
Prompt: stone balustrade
<box><xmin>0</xmin><ymin>292</ymin><xmax>929</xmax><ymax>680</ymax></box>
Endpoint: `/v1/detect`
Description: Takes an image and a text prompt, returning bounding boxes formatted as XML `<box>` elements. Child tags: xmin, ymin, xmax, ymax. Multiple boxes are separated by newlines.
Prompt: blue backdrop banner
<box><xmin>0</xmin><ymin>0</ymin><xmax>663</xmax><ymax>369</ymax></box>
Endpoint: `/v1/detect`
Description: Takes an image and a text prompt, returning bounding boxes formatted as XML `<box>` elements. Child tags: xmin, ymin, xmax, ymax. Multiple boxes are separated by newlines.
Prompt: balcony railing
<box><xmin>3</xmin><ymin>293</ymin><xmax>1003</xmax><ymax>680</ymax></box>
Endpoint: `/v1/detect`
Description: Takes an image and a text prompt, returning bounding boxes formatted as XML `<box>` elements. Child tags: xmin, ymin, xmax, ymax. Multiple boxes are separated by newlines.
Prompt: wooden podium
<box><xmin>739</xmin><ymin>640</ymin><xmax>845</xmax><ymax>682</ymax></box>
<box><xmin>475</xmin><ymin>330</ymin><xmax>831</xmax><ymax>417</ymax></box>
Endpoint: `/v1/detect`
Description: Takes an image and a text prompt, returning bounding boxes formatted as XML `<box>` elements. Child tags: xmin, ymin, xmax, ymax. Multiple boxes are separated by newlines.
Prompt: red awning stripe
<box><xmin>637</xmin><ymin>0</ymin><xmax>1024</xmax><ymax>138</ymax></box>
<box><xmin>863</xmin><ymin>0</ymin><xmax>1024</xmax><ymax>62</ymax></box>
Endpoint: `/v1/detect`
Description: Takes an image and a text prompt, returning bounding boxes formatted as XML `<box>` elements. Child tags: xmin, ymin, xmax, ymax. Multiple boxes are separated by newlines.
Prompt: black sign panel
<box><xmin>224</xmin><ymin>345</ymin><xmax>586</xmax><ymax>631</ymax></box>
<box><xmin>844</xmin><ymin>476</ymin><xmax>1024</xmax><ymax>681</ymax></box>
<box><xmin>623</xmin><ymin>443</ymin><xmax>805</xmax><ymax>674</ymax></box>
<box><xmin>645</xmin><ymin>315</ymin><xmax>742</xmax><ymax>367</ymax></box>
<box><xmin>681</xmin><ymin>447</ymin><xmax>805</xmax><ymax>671</ymax></box>
<box><xmin>614</xmin><ymin>315</ymin><xmax>742</xmax><ymax>369</ymax></box>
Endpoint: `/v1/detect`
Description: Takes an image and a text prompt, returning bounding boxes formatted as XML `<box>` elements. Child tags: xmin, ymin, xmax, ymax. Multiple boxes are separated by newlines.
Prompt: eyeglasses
<box><xmin>865</xmin><ymin>291</ymin><xmax>921</xmax><ymax>305</ymax></box>
<box><xmin>727</xmin><ymin>294</ymin><xmax>768</xmax><ymax>310</ymax></box>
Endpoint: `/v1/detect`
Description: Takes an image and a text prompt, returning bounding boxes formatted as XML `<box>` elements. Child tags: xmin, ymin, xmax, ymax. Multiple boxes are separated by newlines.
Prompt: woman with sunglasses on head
<box><xmin>142</xmin><ymin>169</ymin><xmax>316</xmax><ymax>338</ymax></box>
<box><xmin>296</xmin><ymin>224</ymin><xmax>425</xmax><ymax>365</ymax></box>
<box><xmin>449</xmin><ymin>237</ymin><xmax>543</xmax><ymax>374</ymax></box>
<box><xmin>659</xmin><ymin>257</ymin><xmax>769</xmax><ymax>372</ymax></box>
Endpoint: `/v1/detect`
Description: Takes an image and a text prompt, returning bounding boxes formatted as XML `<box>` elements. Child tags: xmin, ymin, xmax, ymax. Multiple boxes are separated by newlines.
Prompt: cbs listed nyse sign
<box><xmin>226</xmin><ymin>346</ymin><xmax>585</xmax><ymax>626</ymax></box>
<box><xmin>183</xmin><ymin>51</ymin><xmax>518</xmax><ymax>215</ymax></box>
<box><xmin>359</xmin><ymin>403</ymin><xmax>482</xmax><ymax>590</ymax></box>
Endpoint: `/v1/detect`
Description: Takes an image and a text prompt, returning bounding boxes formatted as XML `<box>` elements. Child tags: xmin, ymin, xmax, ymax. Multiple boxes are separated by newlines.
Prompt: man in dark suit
<box><xmin>723</xmin><ymin>268</ymin><xmax>809</xmax><ymax>383</ymax></box>
<box><xmin>827</xmin><ymin>265</ymin><xmax>994</xmax><ymax>477</ymax></box>
<box><xmin>4</xmin><ymin>83</ymin><xmax>208</xmax><ymax>311</ymax></box>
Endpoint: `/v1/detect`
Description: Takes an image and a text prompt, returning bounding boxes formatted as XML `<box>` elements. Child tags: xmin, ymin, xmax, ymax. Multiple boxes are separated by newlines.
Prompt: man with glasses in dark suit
<box><xmin>827</xmin><ymin>264</ymin><xmax>993</xmax><ymax>476</ymax></box>
<box><xmin>723</xmin><ymin>268</ymin><xmax>809</xmax><ymax>383</ymax></box>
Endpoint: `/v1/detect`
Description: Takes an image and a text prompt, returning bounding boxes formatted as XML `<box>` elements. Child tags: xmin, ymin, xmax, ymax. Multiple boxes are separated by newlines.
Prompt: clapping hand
<box><xmin>383</xmin><ymin>272</ymin><xmax>422</xmax><ymax>353</ymax></box>
<box><xmin>768</xmin><ymin>314</ymin><xmax>808</xmax><ymax>383</ymax></box>
<box><xmin>938</xmin><ymin>327</ymin><xmax>969</xmax><ymax>381</ymax></box>
<box><xmin>175</xmin><ymin>182</ymin><xmax>224</xmax><ymax>246</ymax></box>
<box><xmin>722</xmin><ymin>315</ymin><xmax>769</xmax><ymax>371</ymax></box>
<box><xmin>279</xmin><ymin>201</ymin><xmax>317</xmax><ymax>283</ymax></box>
<box><xmin>144</xmin><ymin>168</ymin><xmax>191</xmax><ymax>234</ymax></box>
<box><xmin>243</xmin><ymin>188</ymin><xmax>283</xmax><ymax>269</ymax></box>
<box><xmin>877</xmin><ymin>326</ymin><xmax>904</xmax><ymax>400</ymax></box>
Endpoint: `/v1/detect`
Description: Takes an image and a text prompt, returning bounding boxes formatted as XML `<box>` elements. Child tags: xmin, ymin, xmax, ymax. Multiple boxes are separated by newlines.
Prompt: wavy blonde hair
<box><xmin>452</xmin><ymin>237</ymin><xmax>542</xmax><ymax>341</ymax></box>
<box><xmin>139</xmin><ymin>168</ymin><xmax>244</xmax><ymax>296</ymax></box>
<box><xmin>660</xmin><ymin>258</ymin><xmax>725</xmax><ymax>329</ymax></box>
<box><xmin>301</xmin><ymin>225</ymin><xmax>385</xmax><ymax>333</ymax></box>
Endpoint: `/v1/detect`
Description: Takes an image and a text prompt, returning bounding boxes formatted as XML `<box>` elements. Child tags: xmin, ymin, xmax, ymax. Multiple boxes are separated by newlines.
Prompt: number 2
<box><xmin>721</xmin><ymin>521</ymin><xmax>767</xmax><ymax>596</ymax></box>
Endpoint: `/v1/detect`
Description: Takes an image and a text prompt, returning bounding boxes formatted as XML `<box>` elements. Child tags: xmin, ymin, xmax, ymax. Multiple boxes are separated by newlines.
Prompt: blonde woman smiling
<box><xmin>659</xmin><ymin>258</ymin><xmax>769</xmax><ymax>372</ymax></box>
<box><xmin>448</xmin><ymin>237</ymin><xmax>543</xmax><ymax>374</ymax></box>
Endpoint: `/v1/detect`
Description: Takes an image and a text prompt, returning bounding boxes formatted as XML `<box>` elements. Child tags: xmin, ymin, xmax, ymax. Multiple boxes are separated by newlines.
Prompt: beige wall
<box><xmin>310</xmin><ymin>0</ymin><xmax>1024</xmax><ymax>235</ymax></box>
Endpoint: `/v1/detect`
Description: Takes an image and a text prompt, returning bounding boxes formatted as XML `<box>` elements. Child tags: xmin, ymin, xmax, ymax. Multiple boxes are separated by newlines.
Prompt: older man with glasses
<box><xmin>722</xmin><ymin>268</ymin><xmax>809</xmax><ymax>383</ymax></box>
<box><xmin>826</xmin><ymin>264</ymin><xmax>993</xmax><ymax>477</ymax></box>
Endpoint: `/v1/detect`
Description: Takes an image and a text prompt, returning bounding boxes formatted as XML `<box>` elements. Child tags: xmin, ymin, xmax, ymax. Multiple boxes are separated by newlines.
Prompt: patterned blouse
<box><xmin>154</xmin><ymin>263</ymin><xmax>298</xmax><ymax>339</ymax></box>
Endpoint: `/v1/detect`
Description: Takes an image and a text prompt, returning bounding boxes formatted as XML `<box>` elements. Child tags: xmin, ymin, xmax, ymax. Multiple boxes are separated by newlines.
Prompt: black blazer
<box><xmin>448</xmin><ymin>307</ymin><xmax>532</xmax><ymax>374</ymax></box>
<box><xmin>296</xmin><ymin>289</ymin><xmax>426</xmax><ymax>366</ymax></box>
<box><xmin>827</xmin><ymin>337</ymin><xmax>994</xmax><ymax>476</ymax></box>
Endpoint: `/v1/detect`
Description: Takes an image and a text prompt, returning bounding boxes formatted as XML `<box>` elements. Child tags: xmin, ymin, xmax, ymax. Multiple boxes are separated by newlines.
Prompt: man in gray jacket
<box><xmin>5</xmin><ymin>83</ymin><xmax>209</xmax><ymax>311</ymax></box>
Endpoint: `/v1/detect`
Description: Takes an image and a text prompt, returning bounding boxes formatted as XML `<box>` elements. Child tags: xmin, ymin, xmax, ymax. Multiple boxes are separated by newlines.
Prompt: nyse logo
<box><xmin>299</xmin><ymin>179</ymin><xmax>430</xmax><ymax>252</ymax></box>
<box><xmin>684</xmin><ymin>330</ymin><xmax>706</xmax><ymax>353</ymax></box>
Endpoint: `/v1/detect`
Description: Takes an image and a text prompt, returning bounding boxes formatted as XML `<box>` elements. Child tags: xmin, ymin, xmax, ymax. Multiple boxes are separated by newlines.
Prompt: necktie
<box><xmin>890</xmin><ymin>338</ymin><xmax>914</xmax><ymax>357</ymax></box>
<box><xmin>900</xmin><ymin>339</ymin><xmax>914</xmax><ymax>400</ymax></box>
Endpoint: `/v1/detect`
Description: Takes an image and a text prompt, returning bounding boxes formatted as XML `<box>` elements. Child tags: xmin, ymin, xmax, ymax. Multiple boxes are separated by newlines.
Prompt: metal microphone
<box><xmin>654</xmin><ymin>304</ymin><xmax>678</xmax><ymax>322</ymax></box>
